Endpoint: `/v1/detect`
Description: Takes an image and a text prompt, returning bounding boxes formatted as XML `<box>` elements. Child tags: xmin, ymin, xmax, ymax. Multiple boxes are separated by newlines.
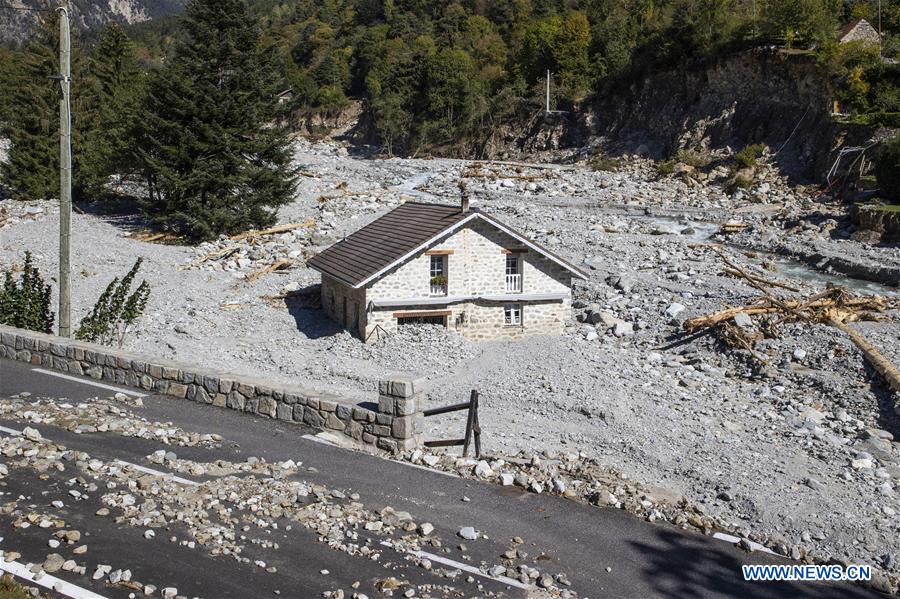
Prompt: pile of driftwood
<box><xmin>684</xmin><ymin>251</ymin><xmax>900</xmax><ymax>393</ymax></box>
<box><xmin>178</xmin><ymin>220</ymin><xmax>314</xmax><ymax>272</ymax></box>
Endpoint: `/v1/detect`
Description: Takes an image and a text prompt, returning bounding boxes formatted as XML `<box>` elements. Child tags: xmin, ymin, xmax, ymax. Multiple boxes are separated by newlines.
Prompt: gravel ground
<box><xmin>1</xmin><ymin>138</ymin><xmax>899</xmax><ymax>584</ymax></box>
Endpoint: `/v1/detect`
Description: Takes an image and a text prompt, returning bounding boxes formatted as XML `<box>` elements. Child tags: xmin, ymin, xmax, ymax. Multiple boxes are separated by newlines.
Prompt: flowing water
<box><xmin>639</xmin><ymin>215</ymin><xmax>899</xmax><ymax>297</ymax></box>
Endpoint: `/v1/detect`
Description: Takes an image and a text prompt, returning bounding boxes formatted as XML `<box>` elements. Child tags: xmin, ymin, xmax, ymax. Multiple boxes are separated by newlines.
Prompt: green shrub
<box><xmin>674</xmin><ymin>149</ymin><xmax>709</xmax><ymax>169</ymax></box>
<box><xmin>727</xmin><ymin>174</ymin><xmax>754</xmax><ymax>194</ymax></box>
<box><xmin>588</xmin><ymin>154</ymin><xmax>621</xmax><ymax>172</ymax></box>
<box><xmin>875</xmin><ymin>136</ymin><xmax>900</xmax><ymax>203</ymax></box>
<box><xmin>0</xmin><ymin>251</ymin><xmax>54</xmax><ymax>334</ymax></box>
<box><xmin>657</xmin><ymin>159</ymin><xmax>677</xmax><ymax>176</ymax></box>
<box><xmin>75</xmin><ymin>258</ymin><xmax>150</xmax><ymax>347</ymax></box>
<box><xmin>734</xmin><ymin>143</ymin><xmax>767</xmax><ymax>168</ymax></box>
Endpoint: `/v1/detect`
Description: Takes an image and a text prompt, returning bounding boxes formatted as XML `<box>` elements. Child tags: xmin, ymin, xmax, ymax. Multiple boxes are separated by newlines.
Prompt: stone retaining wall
<box><xmin>0</xmin><ymin>325</ymin><xmax>424</xmax><ymax>453</ymax></box>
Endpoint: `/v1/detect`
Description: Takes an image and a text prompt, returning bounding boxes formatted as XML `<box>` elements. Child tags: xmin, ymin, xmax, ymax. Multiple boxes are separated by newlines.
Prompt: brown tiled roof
<box><xmin>838</xmin><ymin>19</ymin><xmax>862</xmax><ymax>39</ymax></box>
<box><xmin>307</xmin><ymin>201</ymin><xmax>588</xmax><ymax>288</ymax></box>
<box><xmin>307</xmin><ymin>202</ymin><xmax>472</xmax><ymax>287</ymax></box>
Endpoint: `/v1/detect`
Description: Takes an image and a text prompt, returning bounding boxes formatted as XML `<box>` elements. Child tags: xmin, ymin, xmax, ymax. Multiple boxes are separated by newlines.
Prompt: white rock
<box><xmin>665</xmin><ymin>303</ymin><xmax>685</xmax><ymax>317</ymax></box>
<box><xmin>458</xmin><ymin>526</ymin><xmax>478</xmax><ymax>540</ymax></box>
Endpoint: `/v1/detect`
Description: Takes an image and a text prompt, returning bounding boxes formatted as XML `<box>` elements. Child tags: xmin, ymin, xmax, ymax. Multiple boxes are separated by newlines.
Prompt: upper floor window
<box><xmin>430</xmin><ymin>254</ymin><xmax>447</xmax><ymax>295</ymax></box>
<box><xmin>505</xmin><ymin>253</ymin><xmax>522</xmax><ymax>293</ymax></box>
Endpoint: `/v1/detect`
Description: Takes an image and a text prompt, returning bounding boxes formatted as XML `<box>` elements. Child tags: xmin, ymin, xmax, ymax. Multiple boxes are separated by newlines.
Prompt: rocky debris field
<box><xmin>1</xmin><ymin>138</ymin><xmax>899</xmax><ymax>593</ymax></box>
<box><xmin>0</xmin><ymin>392</ymin><xmax>576</xmax><ymax>598</ymax></box>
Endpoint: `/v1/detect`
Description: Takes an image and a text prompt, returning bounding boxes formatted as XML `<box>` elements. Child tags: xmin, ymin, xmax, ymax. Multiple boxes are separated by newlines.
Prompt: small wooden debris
<box><xmin>243</xmin><ymin>259</ymin><xmax>292</xmax><ymax>284</ymax></box>
<box><xmin>719</xmin><ymin>222</ymin><xmax>748</xmax><ymax>234</ymax></box>
<box><xmin>178</xmin><ymin>245</ymin><xmax>240</xmax><ymax>271</ymax></box>
<box><xmin>229</xmin><ymin>220</ymin><xmax>314</xmax><ymax>242</ymax></box>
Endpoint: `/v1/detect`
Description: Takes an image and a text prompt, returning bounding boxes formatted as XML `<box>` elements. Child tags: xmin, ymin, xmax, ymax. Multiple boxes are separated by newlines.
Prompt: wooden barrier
<box><xmin>423</xmin><ymin>390</ymin><xmax>482</xmax><ymax>458</ymax></box>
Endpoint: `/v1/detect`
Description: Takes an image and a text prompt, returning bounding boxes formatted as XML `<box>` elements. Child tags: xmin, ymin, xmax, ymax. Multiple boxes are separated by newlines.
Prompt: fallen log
<box><xmin>178</xmin><ymin>245</ymin><xmax>240</xmax><ymax>271</ymax></box>
<box><xmin>683</xmin><ymin>297</ymin><xmax>889</xmax><ymax>331</ymax></box>
<box><xmin>826</xmin><ymin>316</ymin><xmax>900</xmax><ymax>393</ymax></box>
<box><xmin>722</xmin><ymin>267</ymin><xmax>800</xmax><ymax>292</ymax></box>
<box><xmin>719</xmin><ymin>223</ymin><xmax>748</xmax><ymax>234</ymax></box>
<box><xmin>229</xmin><ymin>220</ymin><xmax>315</xmax><ymax>242</ymax></box>
<box><xmin>467</xmin><ymin>159</ymin><xmax>575</xmax><ymax>171</ymax></box>
<box><xmin>243</xmin><ymin>259</ymin><xmax>292</xmax><ymax>283</ymax></box>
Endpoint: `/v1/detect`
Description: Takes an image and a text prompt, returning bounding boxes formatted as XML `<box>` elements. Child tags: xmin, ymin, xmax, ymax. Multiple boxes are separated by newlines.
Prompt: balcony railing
<box><xmin>505</xmin><ymin>273</ymin><xmax>522</xmax><ymax>293</ymax></box>
<box><xmin>430</xmin><ymin>282</ymin><xmax>448</xmax><ymax>296</ymax></box>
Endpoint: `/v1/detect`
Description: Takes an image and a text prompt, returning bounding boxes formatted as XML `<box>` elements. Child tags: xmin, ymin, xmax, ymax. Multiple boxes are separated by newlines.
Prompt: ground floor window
<box><xmin>398</xmin><ymin>314</ymin><xmax>447</xmax><ymax>326</ymax></box>
<box><xmin>504</xmin><ymin>303</ymin><xmax>522</xmax><ymax>326</ymax></box>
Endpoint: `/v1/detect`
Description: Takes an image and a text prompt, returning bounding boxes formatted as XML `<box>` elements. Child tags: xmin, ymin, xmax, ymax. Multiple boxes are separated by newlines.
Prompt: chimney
<box><xmin>459</xmin><ymin>181</ymin><xmax>470</xmax><ymax>213</ymax></box>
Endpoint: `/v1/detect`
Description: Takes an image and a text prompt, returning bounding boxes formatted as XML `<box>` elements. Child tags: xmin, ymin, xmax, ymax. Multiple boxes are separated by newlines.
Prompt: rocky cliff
<box><xmin>0</xmin><ymin>0</ymin><xmax>184</xmax><ymax>43</ymax></box>
<box><xmin>504</xmin><ymin>49</ymin><xmax>879</xmax><ymax>182</ymax></box>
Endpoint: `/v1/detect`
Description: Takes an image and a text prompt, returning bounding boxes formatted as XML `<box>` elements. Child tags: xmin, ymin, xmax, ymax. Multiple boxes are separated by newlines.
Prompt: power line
<box><xmin>0</xmin><ymin>4</ymin><xmax>54</xmax><ymax>12</ymax></box>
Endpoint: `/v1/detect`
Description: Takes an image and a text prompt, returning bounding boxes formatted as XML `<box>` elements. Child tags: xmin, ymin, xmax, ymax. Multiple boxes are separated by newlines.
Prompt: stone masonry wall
<box><xmin>362</xmin><ymin>218</ymin><xmax>574</xmax><ymax>341</ymax></box>
<box><xmin>0</xmin><ymin>325</ymin><xmax>423</xmax><ymax>453</ymax></box>
<box><xmin>321</xmin><ymin>275</ymin><xmax>368</xmax><ymax>339</ymax></box>
<box><xmin>367</xmin><ymin>218</ymin><xmax>571</xmax><ymax>301</ymax></box>
<box><xmin>367</xmin><ymin>299</ymin><xmax>569</xmax><ymax>341</ymax></box>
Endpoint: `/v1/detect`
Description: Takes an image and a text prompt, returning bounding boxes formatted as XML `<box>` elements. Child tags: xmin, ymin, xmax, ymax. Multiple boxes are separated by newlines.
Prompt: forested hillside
<box><xmin>236</xmin><ymin>0</ymin><xmax>900</xmax><ymax>154</ymax></box>
<box><xmin>0</xmin><ymin>0</ymin><xmax>898</xmax><ymax>220</ymax></box>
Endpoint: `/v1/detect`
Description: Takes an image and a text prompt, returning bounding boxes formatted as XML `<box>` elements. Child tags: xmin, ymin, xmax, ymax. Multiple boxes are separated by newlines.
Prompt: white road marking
<box><xmin>0</xmin><ymin>425</ymin><xmax>22</xmax><ymax>436</ymax></box>
<box><xmin>301</xmin><ymin>433</ymin><xmax>339</xmax><ymax>446</ymax></box>
<box><xmin>0</xmin><ymin>556</ymin><xmax>109</xmax><ymax>599</ymax></box>
<box><xmin>713</xmin><ymin>532</ymin><xmax>780</xmax><ymax>556</ymax></box>
<box><xmin>113</xmin><ymin>460</ymin><xmax>200</xmax><ymax>486</ymax></box>
<box><xmin>379</xmin><ymin>540</ymin><xmax>532</xmax><ymax>590</ymax></box>
<box><xmin>31</xmin><ymin>368</ymin><xmax>146</xmax><ymax>398</ymax></box>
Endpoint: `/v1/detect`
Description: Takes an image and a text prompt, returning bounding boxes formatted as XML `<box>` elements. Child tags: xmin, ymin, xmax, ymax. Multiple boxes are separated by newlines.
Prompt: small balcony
<box><xmin>430</xmin><ymin>276</ymin><xmax>448</xmax><ymax>296</ymax></box>
<box><xmin>505</xmin><ymin>273</ymin><xmax>522</xmax><ymax>293</ymax></box>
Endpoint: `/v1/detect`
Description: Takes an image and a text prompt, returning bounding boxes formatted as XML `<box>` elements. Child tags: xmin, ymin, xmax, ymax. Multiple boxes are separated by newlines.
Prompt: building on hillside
<box><xmin>837</xmin><ymin>19</ymin><xmax>881</xmax><ymax>45</ymax></box>
<box><xmin>275</xmin><ymin>89</ymin><xmax>294</xmax><ymax>104</ymax></box>
<box><xmin>307</xmin><ymin>197</ymin><xmax>587</xmax><ymax>342</ymax></box>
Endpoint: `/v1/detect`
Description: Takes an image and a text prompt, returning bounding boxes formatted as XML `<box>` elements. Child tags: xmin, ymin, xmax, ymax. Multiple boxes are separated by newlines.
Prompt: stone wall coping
<box><xmin>0</xmin><ymin>325</ymin><xmax>425</xmax><ymax>452</ymax></box>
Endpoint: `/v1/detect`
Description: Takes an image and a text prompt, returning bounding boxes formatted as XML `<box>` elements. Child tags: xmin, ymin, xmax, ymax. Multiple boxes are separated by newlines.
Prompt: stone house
<box><xmin>307</xmin><ymin>199</ymin><xmax>587</xmax><ymax>342</ymax></box>
<box><xmin>838</xmin><ymin>19</ymin><xmax>881</xmax><ymax>45</ymax></box>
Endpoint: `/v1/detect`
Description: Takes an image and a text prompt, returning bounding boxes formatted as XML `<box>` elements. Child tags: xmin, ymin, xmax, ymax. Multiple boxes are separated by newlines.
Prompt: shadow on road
<box><xmin>630</xmin><ymin>528</ymin><xmax>879</xmax><ymax>599</ymax></box>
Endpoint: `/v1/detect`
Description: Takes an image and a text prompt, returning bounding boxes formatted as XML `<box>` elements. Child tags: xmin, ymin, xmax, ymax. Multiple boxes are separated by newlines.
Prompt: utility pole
<box><xmin>545</xmin><ymin>70</ymin><xmax>550</xmax><ymax>113</ymax></box>
<box><xmin>57</xmin><ymin>3</ymin><xmax>72</xmax><ymax>337</ymax></box>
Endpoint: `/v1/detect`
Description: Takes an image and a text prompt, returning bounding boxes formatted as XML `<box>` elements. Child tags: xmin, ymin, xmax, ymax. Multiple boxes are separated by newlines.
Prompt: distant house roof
<box><xmin>307</xmin><ymin>201</ymin><xmax>587</xmax><ymax>288</ymax></box>
<box><xmin>838</xmin><ymin>19</ymin><xmax>881</xmax><ymax>42</ymax></box>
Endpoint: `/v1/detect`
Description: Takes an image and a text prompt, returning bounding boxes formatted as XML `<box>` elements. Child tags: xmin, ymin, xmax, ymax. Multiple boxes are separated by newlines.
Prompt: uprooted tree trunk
<box><xmin>826</xmin><ymin>313</ymin><xmax>900</xmax><ymax>393</ymax></box>
<box><xmin>684</xmin><ymin>251</ymin><xmax>900</xmax><ymax>394</ymax></box>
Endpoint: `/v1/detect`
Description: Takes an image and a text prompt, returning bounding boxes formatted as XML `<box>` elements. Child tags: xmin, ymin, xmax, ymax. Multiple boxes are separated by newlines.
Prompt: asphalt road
<box><xmin>0</xmin><ymin>358</ymin><xmax>881</xmax><ymax>598</ymax></box>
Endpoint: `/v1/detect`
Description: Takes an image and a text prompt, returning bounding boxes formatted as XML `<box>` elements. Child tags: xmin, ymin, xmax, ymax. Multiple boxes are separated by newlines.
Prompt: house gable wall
<box><xmin>367</xmin><ymin>219</ymin><xmax>571</xmax><ymax>301</ymax></box>
<box><xmin>359</xmin><ymin>219</ymin><xmax>573</xmax><ymax>341</ymax></box>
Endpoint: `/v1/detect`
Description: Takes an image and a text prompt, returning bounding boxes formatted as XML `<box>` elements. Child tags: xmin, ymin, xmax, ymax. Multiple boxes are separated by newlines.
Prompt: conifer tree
<box><xmin>0</xmin><ymin>252</ymin><xmax>54</xmax><ymax>334</ymax></box>
<box><xmin>0</xmin><ymin>14</ymin><xmax>94</xmax><ymax>201</ymax></box>
<box><xmin>78</xmin><ymin>22</ymin><xmax>145</xmax><ymax>198</ymax></box>
<box><xmin>137</xmin><ymin>0</ymin><xmax>297</xmax><ymax>241</ymax></box>
<box><xmin>0</xmin><ymin>15</ymin><xmax>62</xmax><ymax>201</ymax></box>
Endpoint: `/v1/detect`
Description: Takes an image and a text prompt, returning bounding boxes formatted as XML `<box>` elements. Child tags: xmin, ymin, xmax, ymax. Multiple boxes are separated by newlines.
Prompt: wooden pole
<box><xmin>462</xmin><ymin>390</ymin><xmax>477</xmax><ymax>457</ymax></box>
<box><xmin>57</xmin><ymin>4</ymin><xmax>72</xmax><ymax>337</ymax></box>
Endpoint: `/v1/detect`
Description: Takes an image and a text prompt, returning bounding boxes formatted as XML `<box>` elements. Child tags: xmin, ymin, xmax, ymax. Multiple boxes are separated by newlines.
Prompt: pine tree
<box><xmin>78</xmin><ymin>23</ymin><xmax>145</xmax><ymax>199</ymax></box>
<box><xmin>0</xmin><ymin>14</ymin><xmax>93</xmax><ymax>202</ymax></box>
<box><xmin>0</xmin><ymin>15</ymin><xmax>61</xmax><ymax>201</ymax></box>
<box><xmin>137</xmin><ymin>0</ymin><xmax>297</xmax><ymax>241</ymax></box>
<box><xmin>75</xmin><ymin>258</ymin><xmax>150</xmax><ymax>347</ymax></box>
<box><xmin>0</xmin><ymin>252</ymin><xmax>54</xmax><ymax>334</ymax></box>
